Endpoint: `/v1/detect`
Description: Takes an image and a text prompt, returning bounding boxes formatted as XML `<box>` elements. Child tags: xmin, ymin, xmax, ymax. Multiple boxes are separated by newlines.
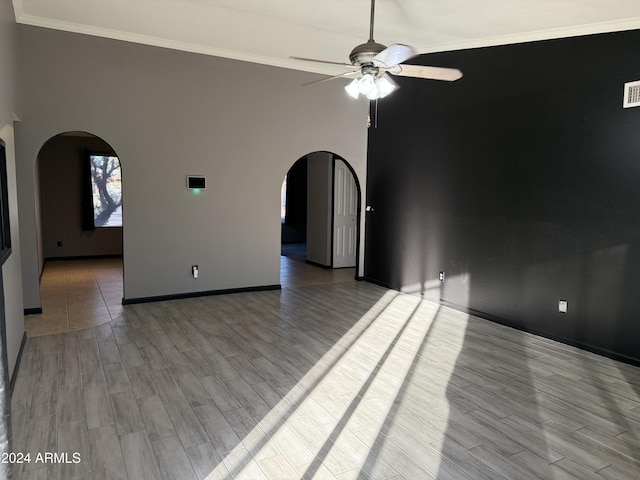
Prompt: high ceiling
<box><xmin>12</xmin><ymin>0</ymin><xmax>640</xmax><ymax>76</ymax></box>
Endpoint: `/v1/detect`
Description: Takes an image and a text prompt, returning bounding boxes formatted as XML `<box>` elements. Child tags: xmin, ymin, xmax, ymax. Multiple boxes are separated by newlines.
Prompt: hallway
<box><xmin>280</xmin><ymin>243</ymin><xmax>356</xmax><ymax>289</ymax></box>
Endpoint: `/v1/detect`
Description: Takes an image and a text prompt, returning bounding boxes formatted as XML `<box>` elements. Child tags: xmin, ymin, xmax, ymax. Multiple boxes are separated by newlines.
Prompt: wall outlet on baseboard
<box><xmin>559</xmin><ymin>300</ymin><xmax>568</xmax><ymax>313</ymax></box>
<box><xmin>439</xmin><ymin>271</ymin><xmax>445</xmax><ymax>282</ymax></box>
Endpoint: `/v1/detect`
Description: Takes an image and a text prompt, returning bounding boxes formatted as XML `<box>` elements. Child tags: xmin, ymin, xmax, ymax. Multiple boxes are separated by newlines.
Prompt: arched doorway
<box><xmin>280</xmin><ymin>151</ymin><xmax>361</xmax><ymax>287</ymax></box>
<box><xmin>25</xmin><ymin>131</ymin><xmax>124</xmax><ymax>335</ymax></box>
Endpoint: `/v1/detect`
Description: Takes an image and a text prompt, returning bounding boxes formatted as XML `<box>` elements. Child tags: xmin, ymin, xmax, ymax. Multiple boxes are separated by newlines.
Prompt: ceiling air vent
<box><xmin>623</xmin><ymin>80</ymin><xmax>640</xmax><ymax>108</ymax></box>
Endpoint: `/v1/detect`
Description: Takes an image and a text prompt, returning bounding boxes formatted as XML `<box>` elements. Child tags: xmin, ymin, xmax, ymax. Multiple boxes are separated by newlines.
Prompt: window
<box><xmin>89</xmin><ymin>154</ymin><xmax>122</xmax><ymax>227</ymax></box>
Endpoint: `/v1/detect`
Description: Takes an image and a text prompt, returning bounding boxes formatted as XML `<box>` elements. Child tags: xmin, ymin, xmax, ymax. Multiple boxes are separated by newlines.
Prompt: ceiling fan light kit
<box><xmin>291</xmin><ymin>0</ymin><xmax>462</xmax><ymax>100</ymax></box>
<box><xmin>345</xmin><ymin>74</ymin><xmax>396</xmax><ymax>100</ymax></box>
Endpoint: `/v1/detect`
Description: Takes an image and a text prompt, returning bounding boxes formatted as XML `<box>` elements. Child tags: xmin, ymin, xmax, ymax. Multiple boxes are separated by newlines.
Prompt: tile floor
<box><xmin>13</xmin><ymin>257</ymin><xmax>640</xmax><ymax>480</ymax></box>
<box><xmin>25</xmin><ymin>258</ymin><xmax>125</xmax><ymax>337</ymax></box>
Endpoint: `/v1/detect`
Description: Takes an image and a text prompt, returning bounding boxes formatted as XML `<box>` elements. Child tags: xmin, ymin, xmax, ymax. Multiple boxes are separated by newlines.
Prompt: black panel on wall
<box><xmin>365</xmin><ymin>29</ymin><xmax>640</xmax><ymax>363</ymax></box>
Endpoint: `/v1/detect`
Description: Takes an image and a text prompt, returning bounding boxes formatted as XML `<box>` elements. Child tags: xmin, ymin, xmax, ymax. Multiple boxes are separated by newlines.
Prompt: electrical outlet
<box><xmin>57</xmin><ymin>240</ymin><xmax>62</xmax><ymax>247</ymax></box>
<box><xmin>559</xmin><ymin>300</ymin><xmax>568</xmax><ymax>313</ymax></box>
<box><xmin>192</xmin><ymin>265</ymin><xmax>199</xmax><ymax>279</ymax></box>
<box><xmin>439</xmin><ymin>272</ymin><xmax>445</xmax><ymax>282</ymax></box>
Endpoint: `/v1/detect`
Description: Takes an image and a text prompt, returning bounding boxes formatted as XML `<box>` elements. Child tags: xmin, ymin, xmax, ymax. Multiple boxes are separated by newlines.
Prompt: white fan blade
<box><xmin>290</xmin><ymin>56</ymin><xmax>353</xmax><ymax>67</ymax></box>
<box><xmin>389</xmin><ymin>64</ymin><xmax>463</xmax><ymax>81</ymax></box>
<box><xmin>373</xmin><ymin>44</ymin><xmax>417</xmax><ymax>67</ymax></box>
<box><xmin>302</xmin><ymin>71</ymin><xmax>359</xmax><ymax>87</ymax></box>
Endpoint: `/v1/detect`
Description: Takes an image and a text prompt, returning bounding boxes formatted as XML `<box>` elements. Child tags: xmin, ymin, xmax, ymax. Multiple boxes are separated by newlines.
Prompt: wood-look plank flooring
<box><xmin>25</xmin><ymin>254</ymin><xmax>356</xmax><ymax>337</ymax></box>
<box><xmin>13</xmin><ymin>259</ymin><xmax>640</xmax><ymax>479</ymax></box>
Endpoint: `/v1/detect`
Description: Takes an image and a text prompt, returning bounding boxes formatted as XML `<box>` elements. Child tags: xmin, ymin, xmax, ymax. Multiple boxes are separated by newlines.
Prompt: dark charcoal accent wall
<box><xmin>365</xmin><ymin>30</ymin><xmax>640</xmax><ymax>363</ymax></box>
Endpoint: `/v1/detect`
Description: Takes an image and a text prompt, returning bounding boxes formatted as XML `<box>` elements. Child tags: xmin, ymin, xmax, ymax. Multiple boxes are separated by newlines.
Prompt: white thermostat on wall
<box><xmin>187</xmin><ymin>176</ymin><xmax>206</xmax><ymax>190</ymax></box>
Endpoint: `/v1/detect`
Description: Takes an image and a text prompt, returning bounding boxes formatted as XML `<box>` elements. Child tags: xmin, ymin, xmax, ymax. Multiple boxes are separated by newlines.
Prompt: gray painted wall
<box><xmin>16</xmin><ymin>25</ymin><xmax>368</xmax><ymax>306</ymax></box>
<box><xmin>306</xmin><ymin>152</ymin><xmax>333</xmax><ymax>266</ymax></box>
<box><xmin>38</xmin><ymin>134</ymin><xmax>123</xmax><ymax>260</ymax></box>
<box><xmin>0</xmin><ymin>0</ymin><xmax>25</xmax><ymax>377</ymax></box>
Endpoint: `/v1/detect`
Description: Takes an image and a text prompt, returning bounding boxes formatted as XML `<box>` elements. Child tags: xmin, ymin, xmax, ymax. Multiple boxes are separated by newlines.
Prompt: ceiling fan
<box><xmin>291</xmin><ymin>0</ymin><xmax>462</xmax><ymax>100</ymax></box>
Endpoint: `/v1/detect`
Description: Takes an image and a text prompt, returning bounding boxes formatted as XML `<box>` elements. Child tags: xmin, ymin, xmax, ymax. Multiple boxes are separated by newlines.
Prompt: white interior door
<box><xmin>333</xmin><ymin>159</ymin><xmax>357</xmax><ymax>268</ymax></box>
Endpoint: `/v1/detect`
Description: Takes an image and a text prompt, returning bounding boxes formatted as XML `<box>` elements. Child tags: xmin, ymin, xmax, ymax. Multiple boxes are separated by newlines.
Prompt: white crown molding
<box><xmin>14</xmin><ymin>12</ymin><xmax>349</xmax><ymax>78</ymax></box>
<box><xmin>417</xmin><ymin>17</ymin><xmax>640</xmax><ymax>54</ymax></box>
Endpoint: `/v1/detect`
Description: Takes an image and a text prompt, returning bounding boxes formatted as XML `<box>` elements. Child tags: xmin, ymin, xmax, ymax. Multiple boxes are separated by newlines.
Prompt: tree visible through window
<box><xmin>90</xmin><ymin>154</ymin><xmax>122</xmax><ymax>227</ymax></box>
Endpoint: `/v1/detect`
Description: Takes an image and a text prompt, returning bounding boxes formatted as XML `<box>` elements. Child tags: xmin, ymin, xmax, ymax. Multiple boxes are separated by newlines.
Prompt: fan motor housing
<box><xmin>349</xmin><ymin>40</ymin><xmax>387</xmax><ymax>66</ymax></box>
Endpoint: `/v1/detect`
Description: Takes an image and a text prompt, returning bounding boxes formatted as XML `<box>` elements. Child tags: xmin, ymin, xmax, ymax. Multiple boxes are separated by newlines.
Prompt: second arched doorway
<box><xmin>280</xmin><ymin>151</ymin><xmax>361</xmax><ymax>287</ymax></box>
